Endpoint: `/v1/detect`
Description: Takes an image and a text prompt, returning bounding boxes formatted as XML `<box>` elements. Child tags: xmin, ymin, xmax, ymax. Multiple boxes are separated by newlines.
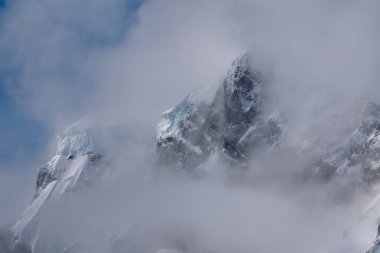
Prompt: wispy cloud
<box><xmin>0</xmin><ymin>0</ymin><xmax>380</xmax><ymax>252</ymax></box>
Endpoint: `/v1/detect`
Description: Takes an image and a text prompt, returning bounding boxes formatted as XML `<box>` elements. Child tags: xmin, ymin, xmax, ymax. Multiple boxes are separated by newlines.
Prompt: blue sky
<box><xmin>0</xmin><ymin>0</ymin><xmax>144</xmax><ymax>170</ymax></box>
<box><xmin>0</xmin><ymin>0</ymin><xmax>49</xmax><ymax>170</ymax></box>
<box><xmin>0</xmin><ymin>84</ymin><xmax>49</xmax><ymax>167</ymax></box>
<box><xmin>0</xmin><ymin>0</ymin><xmax>48</xmax><ymax>168</ymax></box>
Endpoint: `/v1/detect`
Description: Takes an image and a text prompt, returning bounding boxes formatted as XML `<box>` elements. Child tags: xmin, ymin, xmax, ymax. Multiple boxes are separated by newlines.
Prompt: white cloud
<box><xmin>1</xmin><ymin>0</ymin><xmax>380</xmax><ymax>252</ymax></box>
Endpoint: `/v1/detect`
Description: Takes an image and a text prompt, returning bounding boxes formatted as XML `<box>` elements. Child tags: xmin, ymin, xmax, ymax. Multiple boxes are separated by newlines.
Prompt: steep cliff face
<box><xmin>156</xmin><ymin>54</ymin><xmax>282</xmax><ymax>171</ymax></box>
<box><xmin>155</xmin><ymin>55</ymin><xmax>380</xmax><ymax>253</ymax></box>
<box><xmin>350</xmin><ymin>103</ymin><xmax>380</xmax><ymax>183</ymax></box>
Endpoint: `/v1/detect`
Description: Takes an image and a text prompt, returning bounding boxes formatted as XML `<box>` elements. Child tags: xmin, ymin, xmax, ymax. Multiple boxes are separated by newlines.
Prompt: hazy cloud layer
<box><xmin>1</xmin><ymin>0</ymin><xmax>380</xmax><ymax>252</ymax></box>
<box><xmin>2</xmin><ymin>0</ymin><xmax>380</xmax><ymax>130</ymax></box>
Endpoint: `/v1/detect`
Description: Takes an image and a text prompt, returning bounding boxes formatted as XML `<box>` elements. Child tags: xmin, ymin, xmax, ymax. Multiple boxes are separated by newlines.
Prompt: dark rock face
<box><xmin>223</xmin><ymin>54</ymin><xmax>262</xmax><ymax>132</ymax></box>
<box><xmin>221</xmin><ymin>54</ymin><xmax>264</xmax><ymax>160</ymax></box>
<box><xmin>67</xmin><ymin>153</ymin><xmax>75</xmax><ymax>160</ymax></box>
<box><xmin>86</xmin><ymin>152</ymin><xmax>101</xmax><ymax>163</ymax></box>
<box><xmin>156</xmin><ymin>53</ymin><xmax>380</xmax><ymax>186</ymax></box>
<box><xmin>35</xmin><ymin>151</ymin><xmax>101</xmax><ymax>195</ymax></box>
<box><xmin>156</xmin><ymin>54</ymin><xmax>282</xmax><ymax>171</ymax></box>
<box><xmin>36</xmin><ymin>166</ymin><xmax>56</xmax><ymax>191</ymax></box>
<box><xmin>156</xmin><ymin>97</ymin><xmax>221</xmax><ymax>169</ymax></box>
<box><xmin>351</xmin><ymin>102</ymin><xmax>380</xmax><ymax>183</ymax></box>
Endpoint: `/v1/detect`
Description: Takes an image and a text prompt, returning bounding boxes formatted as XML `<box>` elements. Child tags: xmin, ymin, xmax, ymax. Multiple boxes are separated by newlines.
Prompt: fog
<box><xmin>1</xmin><ymin>0</ymin><xmax>380</xmax><ymax>252</ymax></box>
<box><xmin>2</xmin><ymin>0</ymin><xmax>380</xmax><ymax>128</ymax></box>
<box><xmin>35</xmin><ymin>171</ymin><xmax>371</xmax><ymax>253</ymax></box>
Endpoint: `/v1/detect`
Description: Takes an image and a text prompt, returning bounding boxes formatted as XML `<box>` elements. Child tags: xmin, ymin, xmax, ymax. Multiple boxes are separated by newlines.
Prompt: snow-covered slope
<box><xmin>9</xmin><ymin>122</ymin><xmax>103</xmax><ymax>252</ymax></box>
<box><xmin>329</xmin><ymin>190</ymin><xmax>380</xmax><ymax>253</ymax></box>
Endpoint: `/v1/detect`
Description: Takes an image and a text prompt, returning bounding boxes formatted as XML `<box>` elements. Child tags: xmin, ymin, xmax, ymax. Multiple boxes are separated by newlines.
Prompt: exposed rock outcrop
<box><xmin>156</xmin><ymin>54</ymin><xmax>282</xmax><ymax>171</ymax></box>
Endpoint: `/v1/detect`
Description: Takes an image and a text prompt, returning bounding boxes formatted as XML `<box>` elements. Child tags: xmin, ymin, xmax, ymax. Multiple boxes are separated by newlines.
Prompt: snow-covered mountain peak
<box><xmin>56</xmin><ymin>121</ymin><xmax>96</xmax><ymax>157</ymax></box>
<box><xmin>57</xmin><ymin>129</ymin><xmax>93</xmax><ymax>158</ymax></box>
<box><xmin>34</xmin><ymin>122</ymin><xmax>101</xmax><ymax>196</ymax></box>
<box><xmin>156</xmin><ymin>97</ymin><xmax>193</xmax><ymax>141</ymax></box>
<box><xmin>9</xmin><ymin>121</ymin><xmax>103</xmax><ymax>252</ymax></box>
<box><xmin>156</xmin><ymin>53</ymin><xmax>281</xmax><ymax>171</ymax></box>
<box><xmin>224</xmin><ymin>53</ymin><xmax>262</xmax><ymax>114</ymax></box>
<box><xmin>225</xmin><ymin>53</ymin><xmax>252</xmax><ymax>91</ymax></box>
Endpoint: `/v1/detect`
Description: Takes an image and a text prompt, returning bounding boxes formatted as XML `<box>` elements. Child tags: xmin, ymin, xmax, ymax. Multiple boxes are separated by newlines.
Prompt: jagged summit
<box><xmin>35</xmin><ymin>122</ymin><xmax>101</xmax><ymax>196</ymax></box>
<box><xmin>57</xmin><ymin>124</ymin><xmax>95</xmax><ymax>157</ymax></box>
<box><xmin>154</xmin><ymin>55</ymin><xmax>380</xmax><ymax>253</ymax></box>
<box><xmin>156</xmin><ymin>53</ymin><xmax>281</xmax><ymax>171</ymax></box>
<box><xmin>10</xmin><ymin>122</ymin><xmax>103</xmax><ymax>253</ymax></box>
<box><xmin>224</xmin><ymin>53</ymin><xmax>262</xmax><ymax>114</ymax></box>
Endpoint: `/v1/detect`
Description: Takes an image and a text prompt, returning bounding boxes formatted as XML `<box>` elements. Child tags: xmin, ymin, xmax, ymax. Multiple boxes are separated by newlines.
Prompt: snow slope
<box><xmin>10</xmin><ymin>122</ymin><xmax>103</xmax><ymax>252</ymax></box>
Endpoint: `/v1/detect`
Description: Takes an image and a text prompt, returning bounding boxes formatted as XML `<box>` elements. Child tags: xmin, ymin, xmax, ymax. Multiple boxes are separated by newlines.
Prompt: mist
<box><xmin>1</xmin><ymin>0</ymin><xmax>380</xmax><ymax>252</ymax></box>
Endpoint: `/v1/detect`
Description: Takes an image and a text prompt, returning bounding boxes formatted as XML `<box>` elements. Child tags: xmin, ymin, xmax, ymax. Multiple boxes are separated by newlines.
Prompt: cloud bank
<box><xmin>1</xmin><ymin>0</ymin><xmax>380</xmax><ymax>252</ymax></box>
